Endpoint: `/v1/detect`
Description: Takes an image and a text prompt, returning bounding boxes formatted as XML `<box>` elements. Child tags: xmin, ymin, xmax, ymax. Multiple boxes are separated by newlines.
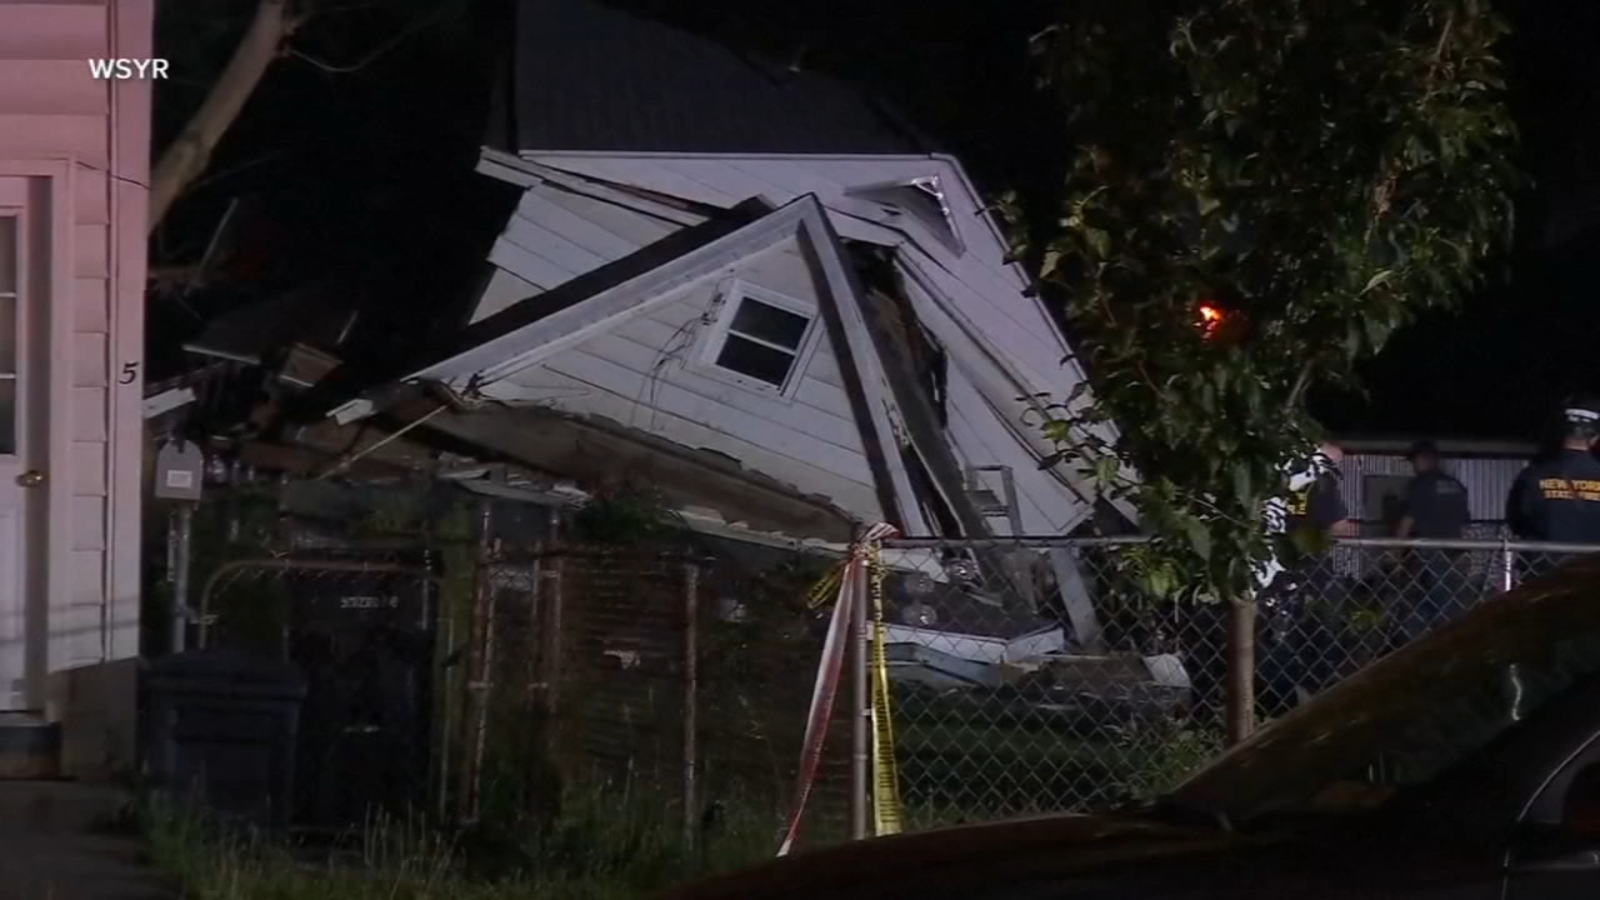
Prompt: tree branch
<box><xmin>1285</xmin><ymin>359</ymin><xmax>1316</xmax><ymax>412</ymax></box>
<box><xmin>287</xmin><ymin>1</ymin><xmax>454</xmax><ymax>73</ymax></box>
<box><xmin>147</xmin><ymin>0</ymin><xmax>301</xmax><ymax>234</ymax></box>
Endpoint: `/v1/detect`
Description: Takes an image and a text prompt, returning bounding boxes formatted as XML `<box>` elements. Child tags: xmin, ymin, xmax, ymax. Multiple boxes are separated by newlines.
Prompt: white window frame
<box><xmin>694</xmin><ymin>280</ymin><xmax>823</xmax><ymax>401</ymax></box>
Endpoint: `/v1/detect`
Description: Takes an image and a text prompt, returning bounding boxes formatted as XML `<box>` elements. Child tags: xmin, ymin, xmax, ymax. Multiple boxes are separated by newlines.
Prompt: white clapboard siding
<box><xmin>3</xmin><ymin>0</ymin><xmax>155</xmax><ymax>693</ymax></box>
<box><xmin>493</xmin><ymin>237</ymin><xmax>886</xmax><ymax>521</ymax></box>
<box><xmin>504</xmin><ymin>360</ymin><xmax>884</xmax><ymax>520</ymax></box>
<box><xmin>470</xmin><ymin>182</ymin><xmax>692</xmax><ymax>321</ymax></box>
<box><xmin>613</xmin><ymin>313</ymin><xmax>854</xmax><ymax>430</ymax></box>
<box><xmin>513</xmin><ymin>187</ymin><xmax>651</xmax><ymax>261</ymax></box>
<box><xmin>486</xmin><ymin>236</ymin><xmax>575</xmax><ymax>292</ymax></box>
<box><xmin>537</xmin><ymin>156</ymin><xmax>745</xmax><ymax>208</ymax></box>
<box><xmin>941</xmin><ymin>366</ymin><xmax>1091</xmax><ymax>535</ymax></box>
<box><xmin>473</xmin><ymin>269</ymin><xmax>543</xmax><ymax>323</ymax></box>
<box><xmin>499</xmin><ymin>208</ymin><xmax>610</xmax><ymax>275</ymax></box>
<box><xmin>528</xmin><ymin>154</ymin><xmax>1087</xmax><ymax>412</ymax></box>
<box><xmin>530</xmin><ymin>182</ymin><xmax>687</xmax><ymax>248</ymax></box>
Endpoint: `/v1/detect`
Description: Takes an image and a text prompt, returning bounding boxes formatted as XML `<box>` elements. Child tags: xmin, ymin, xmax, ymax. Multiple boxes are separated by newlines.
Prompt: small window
<box><xmin>710</xmin><ymin>291</ymin><xmax>814</xmax><ymax>390</ymax></box>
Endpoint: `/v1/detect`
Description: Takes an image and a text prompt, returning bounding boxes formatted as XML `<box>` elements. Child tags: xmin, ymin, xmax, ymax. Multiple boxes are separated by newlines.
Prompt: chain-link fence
<box><xmin>871</xmin><ymin>534</ymin><xmax>1600</xmax><ymax>830</ymax></box>
<box><xmin>193</xmin><ymin>550</ymin><xmax>442</xmax><ymax>832</ymax></box>
<box><xmin>179</xmin><ymin>532</ymin><xmax>852</xmax><ymax>850</ymax></box>
<box><xmin>464</xmin><ymin>541</ymin><xmax>853</xmax><ymax>850</ymax></box>
<box><xmin>172</xmin><ymin>521</ymin><xmax>1600</xmax><ymax>845</ymax></box>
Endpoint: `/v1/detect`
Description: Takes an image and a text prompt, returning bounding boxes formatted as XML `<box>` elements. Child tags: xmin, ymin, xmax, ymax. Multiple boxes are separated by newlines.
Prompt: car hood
<box><xmin>655</xmin><ymin>812</ymin><xmax>1257</xmax><ymax>900</ymax></box>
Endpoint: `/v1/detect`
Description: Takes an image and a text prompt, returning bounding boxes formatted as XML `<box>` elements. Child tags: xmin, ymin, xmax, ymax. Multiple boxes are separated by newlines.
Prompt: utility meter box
<box><xmin>154</xmin><ymin>441</ymin><xmax>205</xmax><ymax>502</ymax></box>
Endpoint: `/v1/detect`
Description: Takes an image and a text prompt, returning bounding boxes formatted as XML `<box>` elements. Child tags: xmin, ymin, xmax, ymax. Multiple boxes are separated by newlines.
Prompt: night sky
<box><xmin>152</xmin><ymin>0</ymin><xmax>1600</xmax><ymax>443</ymax></box>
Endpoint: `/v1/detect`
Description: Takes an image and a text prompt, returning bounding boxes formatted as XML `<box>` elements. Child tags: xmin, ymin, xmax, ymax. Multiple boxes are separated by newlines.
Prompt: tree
<box><xmin>148</xmin><ymin>0</ymin><xmax>300</xmax><ymax>232</ymax></box>
<box><xmin>149</xmin><ymin>0</ymin><xmax>474</xmax><ymax>235</ymax></box>
<box><xmin>1015</xmin><ymin>0</ymin><xmax>1518</xmax><ymax>743</ymax></box>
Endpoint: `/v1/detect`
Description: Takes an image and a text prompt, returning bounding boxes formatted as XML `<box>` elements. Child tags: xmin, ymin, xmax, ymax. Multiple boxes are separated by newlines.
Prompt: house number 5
<box><xmin>119</xmin><ymin>362</ymin><xmax>139</xmax><ymax>385</ymax></box>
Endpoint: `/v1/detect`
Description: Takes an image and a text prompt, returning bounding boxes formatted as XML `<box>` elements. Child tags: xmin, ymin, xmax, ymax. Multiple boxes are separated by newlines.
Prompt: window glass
<box><xmin>715</xmin><ymin>296</ymin><xmax>811</xmax><ymax>388</ymax></box>
<box><xmin>729</xmin><ymin>298</ymin><xmax>808</xmax><ymax>350</ymax></box>
<box><xmin>716</xmin><ymin>335</ymin><xmax>795</xmax><ymax>387</ymax></box>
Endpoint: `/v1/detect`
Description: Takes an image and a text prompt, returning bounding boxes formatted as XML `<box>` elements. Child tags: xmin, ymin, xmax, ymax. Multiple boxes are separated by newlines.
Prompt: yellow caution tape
<box><xmin>867</xmin><ymin>539</ymin><xmax>905</xmax><ymax>836</ymax></box>
<box><xmin>779</xmin><ymin>526</ymin><xmax>903</xmax><ymax>854</ymax></box>
<box><xmin>806</xmin><ymin>565</ymin><xmax>844</xmax><ymax>610</ymax></box>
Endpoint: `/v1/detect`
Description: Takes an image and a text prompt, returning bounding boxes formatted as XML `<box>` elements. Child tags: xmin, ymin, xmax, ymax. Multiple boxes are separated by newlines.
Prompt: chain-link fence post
<box><xmin>682</xmin><ymin>558</ymin><xmax>700</xmax><ymax>847</ymax></box>
<box><xmin>1501</xmin><ymin>536</ymin><xmax>1514</xmax><ymax>593</ymax></box>
<box><xmin>850</xmin><ymin>544</ymin><xmax>871</xmax><ymax>842</ymax></box>
<box><xmin>170</xmin><ymin>503</ymin><xmax>195</xmax><ymax>653</ymax></box>
<box><xmin>1225</xmin><ymin>598</ymin><xmax>1256</xmax><ymax>745</ymax></box>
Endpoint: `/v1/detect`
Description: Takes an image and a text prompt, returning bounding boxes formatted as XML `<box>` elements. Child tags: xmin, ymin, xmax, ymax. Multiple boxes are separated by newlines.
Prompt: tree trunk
<box><xmin>147</xmin><ymin>0</ymin><xmax>297</xmax><ymax>233</ymax></box>
<box><xmin>1224</xmin><ymin>596</ymin><xmax>1256</xmax><ymax>745</ymax></box>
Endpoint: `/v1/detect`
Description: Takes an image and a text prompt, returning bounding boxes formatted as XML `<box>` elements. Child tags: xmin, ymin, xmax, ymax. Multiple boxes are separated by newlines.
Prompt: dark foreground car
<box><xmin>658</xmin><ymin>557</ymin><xmax>1600</xmax><ymax>900</ymax></box>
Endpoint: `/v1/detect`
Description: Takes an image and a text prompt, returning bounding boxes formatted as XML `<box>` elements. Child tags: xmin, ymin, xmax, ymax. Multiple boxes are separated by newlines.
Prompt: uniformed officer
<box><xmin>1258</xmin><ymin>442</ymin><xmax>1351</xmax><ymax>716</ymax></box>
<box><xmin>1396</xmin><ymin>441</ymin><xmax>1470</xmax><ymax>540</ymax></box>
<box><xmin>1395</xmin><ymin>440</ymin><xmax>1470</xmax><ymax>637</ymax></box>
<box><xmin>1284</xmin><ymin>442</ymin><xmax>1355</xmax><ymax>539</ymax></box>
<box><xmin>1507</xmin><ymin>398</ymin><xmax>1600</xmax><ymax>547</ymax></box>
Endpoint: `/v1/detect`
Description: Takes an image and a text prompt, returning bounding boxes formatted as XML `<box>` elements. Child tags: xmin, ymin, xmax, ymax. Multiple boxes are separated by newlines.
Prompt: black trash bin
<box><xmin>143</xmin><ymin>649</ymin><xmax>307</xmax><ymax>828</ymax></box>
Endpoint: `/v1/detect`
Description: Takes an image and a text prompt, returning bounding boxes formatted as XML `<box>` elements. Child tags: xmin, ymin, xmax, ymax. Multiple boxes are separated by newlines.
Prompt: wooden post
<box><xmin>682</xmin><ymin>559</ymin><xmax>700</xmax><ymax>847</ymax></box>
<box><xmin>456</xmin><ymin>499</ymin><xmax>495</xmax><ymax>824</ymax></box>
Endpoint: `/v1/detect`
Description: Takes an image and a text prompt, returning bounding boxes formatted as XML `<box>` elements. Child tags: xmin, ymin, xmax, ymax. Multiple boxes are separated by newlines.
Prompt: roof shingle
<box><xmin>507</xmin><ymin>0</ymin><xmax>932</xmax><ymax>155</ymax></box>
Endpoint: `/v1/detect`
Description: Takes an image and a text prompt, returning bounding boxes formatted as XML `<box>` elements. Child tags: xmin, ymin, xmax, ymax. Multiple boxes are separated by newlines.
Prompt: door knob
<box><xmin>16</xmin><ymin>470</ymin><xmax>45</xmax><ymax>488</ymax></box>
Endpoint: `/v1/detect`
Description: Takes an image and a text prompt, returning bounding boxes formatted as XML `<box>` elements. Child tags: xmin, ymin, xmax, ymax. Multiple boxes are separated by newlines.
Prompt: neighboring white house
<box><xmin>1</xmin><ymin>0</ymin><xmax>154</xmax><ymax>777</ymax></box>
<box><xmin>320</xmin><ymin>0</ymin><xmax>1122</xmax><ymax>645</ymax></box>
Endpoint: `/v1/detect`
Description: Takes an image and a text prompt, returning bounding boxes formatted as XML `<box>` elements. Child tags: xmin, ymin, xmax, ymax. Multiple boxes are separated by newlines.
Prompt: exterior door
<box><xmin>1</xmin><ymin>177</ymin><xmax>46</xmax><ymax>711</ymax></box>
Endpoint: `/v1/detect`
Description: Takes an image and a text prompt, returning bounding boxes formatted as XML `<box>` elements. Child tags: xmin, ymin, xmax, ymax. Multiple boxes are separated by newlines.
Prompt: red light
<box><xmin>1197</xmin><ymin>303</ymin><xmax>1226</xmax><ymax>338</ymax></box>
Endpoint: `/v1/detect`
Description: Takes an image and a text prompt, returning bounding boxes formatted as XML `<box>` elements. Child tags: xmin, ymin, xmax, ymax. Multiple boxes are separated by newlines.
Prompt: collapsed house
<box><xmin>302</xmin><ymin>0</ymin><xmax>1133</xmax><ymax>663</ymax></box>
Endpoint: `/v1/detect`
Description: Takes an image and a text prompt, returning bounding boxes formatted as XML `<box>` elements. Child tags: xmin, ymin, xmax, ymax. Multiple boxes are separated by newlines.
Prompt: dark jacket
<box><xmin>1507</xmin><ymin>449</ymin><xmax>1600</xmax><ymax>543</ymax></box>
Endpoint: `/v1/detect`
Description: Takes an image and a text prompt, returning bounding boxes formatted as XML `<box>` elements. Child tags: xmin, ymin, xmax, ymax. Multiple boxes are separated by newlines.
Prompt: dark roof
<box><xmin>293</xmin><ymin>198</ymin><xmax>775</xmax><ymax>419</ymax></box>
<box><xmin>502</xmin><ymin>0</ymin><xmax>932</xmax><ymax>155</ymax></box>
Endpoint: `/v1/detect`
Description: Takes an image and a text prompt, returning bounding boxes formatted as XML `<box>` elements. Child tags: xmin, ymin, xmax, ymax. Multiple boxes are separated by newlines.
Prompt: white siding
<box><xmin>469</xmin><ymin>182</ymin><xmax>693</xmax><ymax>323</ymax></box>
<box><xmin>523</xmin><ymin>153</ymin><xmax>1085</xmax><ymax>409</ymax></box>
<box><xmin>465</xmin><ymin>153</ymin><xmax>1105</xmax><ymax>534</ymax></box>
<box><xmin>473</xmin><ymin>269</ymin><xmax>542</xmax><ymax>323</ymax></box>
<box><xmin>941</xmin><ymin>366</ymin><xmax>1091</xmax><ymax>535</ymax></box>
<box><xmin>495</xmin><ymin>237</ymin><xmax>887</xmax><ymax>521</ymax></box>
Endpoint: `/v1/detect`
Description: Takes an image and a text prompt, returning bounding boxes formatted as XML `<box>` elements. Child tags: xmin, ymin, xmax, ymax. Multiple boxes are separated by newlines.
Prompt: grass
<box><xmin>139</xmin><ymin>720</ymin><xmax>1223</xmax><ymax>897</ymax></box>
<box><xmin>142</xmin><ymin>775</ymin><xmax>785</xmax><ymax>900</ymax></box>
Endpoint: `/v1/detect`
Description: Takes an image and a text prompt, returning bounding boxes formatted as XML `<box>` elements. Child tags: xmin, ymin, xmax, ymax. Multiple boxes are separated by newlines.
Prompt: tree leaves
<box><xmin>1024</xmin><ymin>0</ymin><xmax>1518</xmax><ymax>610</ymax></box>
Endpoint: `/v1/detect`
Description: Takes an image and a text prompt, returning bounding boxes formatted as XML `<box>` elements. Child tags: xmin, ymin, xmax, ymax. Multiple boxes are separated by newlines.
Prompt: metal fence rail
<box><xmin>871</xmin><ymin>534</ymin><xmax>1599</xmax><ymax>830</ymax></box>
